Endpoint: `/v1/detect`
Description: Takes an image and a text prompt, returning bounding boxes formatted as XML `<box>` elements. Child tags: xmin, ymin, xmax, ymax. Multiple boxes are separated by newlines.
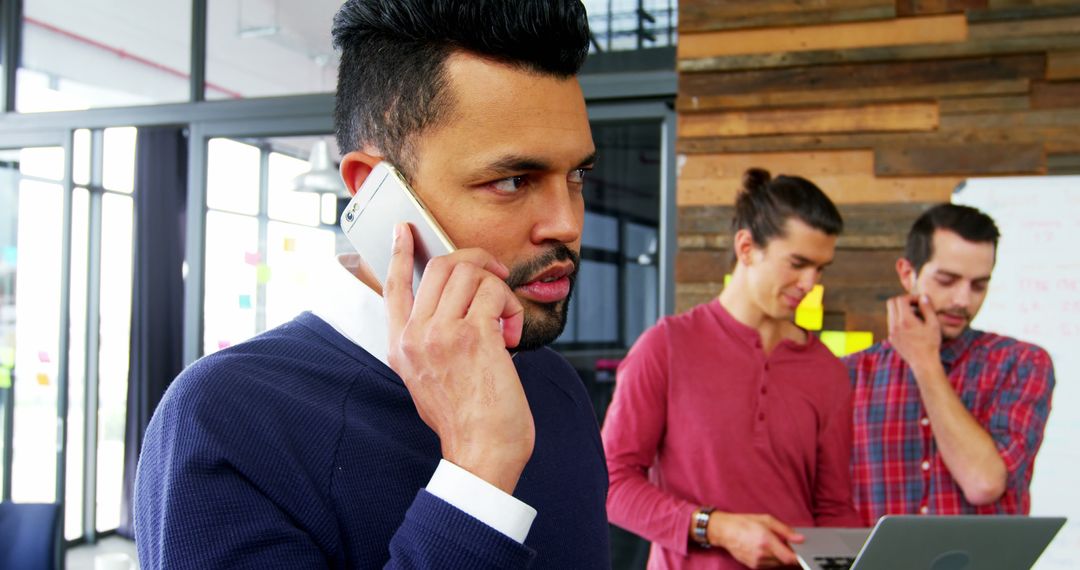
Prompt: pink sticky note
<box><xmin>244</xmin><ymin>251</ymin><xmax>261</xmax><ymax>266</ymax></box>
<box><xmin>38</xmin><ymin>351</ymin><xmax>51</xmax><ymax>363</ymax></box>
<box><xmin>218</xmin><ymin>340</ymin><xmax>231</xmax><ymax>350</ymax></box>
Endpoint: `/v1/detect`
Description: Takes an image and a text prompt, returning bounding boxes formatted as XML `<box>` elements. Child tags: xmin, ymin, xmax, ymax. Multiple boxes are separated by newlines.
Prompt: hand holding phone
<box><xmin>383</xmin><ymin>223</ymin><xmax>533</xmax><ymax>495</ymax></box>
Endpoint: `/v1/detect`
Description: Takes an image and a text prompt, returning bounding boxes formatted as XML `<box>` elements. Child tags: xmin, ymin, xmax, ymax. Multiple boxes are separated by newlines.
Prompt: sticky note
<box><xmin>1</xmin><ymin>246</ymin><xmax>15</xmax><ymax>266</ymax></box>
<box><xmin>819</xmin><ymin>331</ymin><xmax>874</xmax><ymax>357</ymax></box>
<box><xmin>37</xmin><ymin>373</ymin><xmax>49</xmax><ymax>386</ymax></box>
<box><xmin>0</xmin><ymin>368</ymin><xmax>11</xmax><ymax>389</ymax></box>
<box><xmin>239</xmin><ymin>294</ymin><xmax>252</xmax><ymax>309</ymax></box>
<box><xmin>0</xmin><ymin>346</ymin><xmax>13</xmax><ymax>368</ymax></box>
<box><xmin>798</xmin><ymin>285</ymin><xmax>824</xmax><ymax>309</ymax></box>
<box><xmin>283</xmin><ymin>237</ymin><xmax>296</xmax><ymax>252</ymax></box>
<box><xmin>256</xmin><ymin>264</ymin><xmax>272</xmax><ymax>284</ymax></box>
<box><xmin>38</xmin><ymin>350</ymin><xmax>51</xmax><ymax>363</ymax></box>
<box><xmin>845</xmin><ymin>331</ymin><xmax>874</xmax><ymax>354</ymax></box>
<box><xmin>820</xmin><ymin>331</ymin><xmax>847</xmax><ymax>357</ymax></box>
<box><xmin>795</xmin><ymin>306</ymin><xmax>823</xmax><ymax>331</ymax></box>
<box><xmin>724</xmin><ymin>274</ymin><xmax>732</xmax><ymax>287</ymax></box>
<box><xmin>217</xmin><ymin>340</ymin><xmax>231</xmax><ymax>350</ymax></box>
<box><xmin>244</xmin><ymin>251</ymin><xmax>261</xmax><ymax>266</ymax></box>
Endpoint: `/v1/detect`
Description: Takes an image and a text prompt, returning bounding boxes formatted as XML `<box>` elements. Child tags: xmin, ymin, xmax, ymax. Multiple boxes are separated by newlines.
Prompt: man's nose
<box><xmin>531</xmin><ymin>182</ymin><xmax>581</xmax><ymax>245</ymax></box>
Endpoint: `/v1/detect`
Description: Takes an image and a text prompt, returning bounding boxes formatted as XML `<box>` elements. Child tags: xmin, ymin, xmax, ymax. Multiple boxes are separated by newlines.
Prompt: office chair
<box><xmin>0</xmin><ymin>502</ymin><xmax>63</xmax><ymax>570</ymax></box>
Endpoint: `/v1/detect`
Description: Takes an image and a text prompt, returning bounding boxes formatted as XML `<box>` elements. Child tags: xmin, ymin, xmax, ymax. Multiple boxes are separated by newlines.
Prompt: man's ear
<box><xmin>896</xmin><ymin>257</ymin><xmax>917</xmax><ymax>294</ymax></box>
<box><xmin>339</xmin><ymin>150</ymin><xmax>383</xmax><ymax>197</ymax></box>
<box><xmin>733</xmin><ymin>229</ymin><xmax>755</xmax><ymax>266</ymax></box>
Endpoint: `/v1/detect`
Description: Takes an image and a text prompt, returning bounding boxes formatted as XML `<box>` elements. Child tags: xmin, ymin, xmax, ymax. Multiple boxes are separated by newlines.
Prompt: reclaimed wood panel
<box><xmin>679</xmin><ymin>102</ymin><xmax>939</xmax><ymax>138</ymax></box>
<box><xmin>680</xmin><ymin>4</ymin><xmax>896</xmax><ymax>33</ymax></box>
<box><xmin>1047</xmin><ymin>154</ymin><xmax>1080</xmax><ymax>174</ymax></box>
<box><xmin>875</xmin><ymin>143</ymin><xmax>1045</xmax><ymax>175</ymax></box>
<box><xmin>1031</xmin><ymin>81</ymin><xmax>1080</xmax><ymax>109</ymax></box>
<box><xmin>676</xmin><ymin>250</ymin><xmax>729</xmax><ymax>283</ymax></box>
<box><xmin>677</xmin><ymin>120</ymin><xmax>1080</xmax><ymax>154</ymax></box>
<box><xmin>674</xmin><ymin>1</ymin><xmax>1080</xmax><ymax>337</ymax></box>
<box><xmin>679</xmin><ymin>0</ymin><xmax>895</xmax><ymax>30</ymax></box>
<box><xmin>968</xmin><ymin>15</ymin><xmax>1080</xmax><ymax>40</ymax></box>
<box><xmin>678</xmin><ymin>79</ymin><xmax>1030</xmax><ymax>113</ymax></box>
<box><xmin>1047</xmin><ymin>51</ymin><xmax>1080</xmax><ymax>79</ymax></box>
<box><xmin>679</xmin><ymin>150</ymin><xmax>873</xmax><ymax>180</ymax></box>
<box><xmin>680</xmin><ymin>54</ymin><xmax>1044</xmax><ymax>97</ymax></box>
<box><xmin>938</xmin><ymin>94</ymin><xmax>1030</xmax><ymax>114</ymax></box>
<box><xmin>679</xmin><ymin>32</ymin><xmax>1078</xmax><ymax>73</ymax></box>
<box><xmin>679</xmin><ymin>174</ymin><xmax>961</xmax><ymax>205</ymax></box>
<box><xmin>897</xmin><ymin>0</ymin><xmax>989</xmax><ymax>15</ymax></box>
<box><xmin>679</xmin><ymin>203</ymin><xmax>935</xmax><ymax>248</ymax></box>
<box><xmin>677</xmin><ymin>14</ymin><xmax>967</xmax><ymax>60</ymax></box>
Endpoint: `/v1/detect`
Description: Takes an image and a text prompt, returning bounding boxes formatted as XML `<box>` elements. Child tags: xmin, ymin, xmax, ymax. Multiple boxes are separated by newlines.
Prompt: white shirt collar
<box><xmin>310</xmin><ymin>253</ymin><xmax>390</xmax><ymax>367</ymax></box>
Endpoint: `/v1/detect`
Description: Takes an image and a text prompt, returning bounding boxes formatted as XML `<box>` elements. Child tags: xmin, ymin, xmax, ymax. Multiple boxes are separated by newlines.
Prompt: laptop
<box><xmin>794</xmin><ymin>515</ymin><xmax>1065</xmax><ymax>570</ymax></box>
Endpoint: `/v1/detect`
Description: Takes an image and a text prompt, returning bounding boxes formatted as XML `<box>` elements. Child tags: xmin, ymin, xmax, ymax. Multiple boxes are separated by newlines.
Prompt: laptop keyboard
<box><xmin>813</xmin><ymin>556</ymin><xmax>856</xmax><ymax>570</ymax></box>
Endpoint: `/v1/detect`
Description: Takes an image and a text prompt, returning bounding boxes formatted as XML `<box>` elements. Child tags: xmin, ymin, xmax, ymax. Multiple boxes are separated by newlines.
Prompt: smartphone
<box><xmin>340</xmin><ymin>162</ymin><xmax>456</xmax><ymax>294</ymax></box>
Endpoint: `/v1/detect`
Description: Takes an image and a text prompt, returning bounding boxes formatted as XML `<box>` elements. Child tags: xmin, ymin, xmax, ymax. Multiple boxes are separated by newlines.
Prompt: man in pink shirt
<box><xmin>603</xmin><ymin>168</ymin><xmax>860</xmax><ymax>569</ymax></box>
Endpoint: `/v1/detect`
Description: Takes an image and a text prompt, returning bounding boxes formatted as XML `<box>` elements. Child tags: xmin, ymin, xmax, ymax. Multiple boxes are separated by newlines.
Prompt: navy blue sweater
<box><xmin>134</xmin><ymin>312</ymin><xmax>610</xmax><ymax>568</ymax></box>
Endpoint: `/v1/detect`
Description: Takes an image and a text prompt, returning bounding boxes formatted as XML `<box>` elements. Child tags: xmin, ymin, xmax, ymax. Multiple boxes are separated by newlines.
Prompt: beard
<box><xmin>504</xmin><ymin>244</ymin><xmax>579</xmax><ymax>351</ymax></box>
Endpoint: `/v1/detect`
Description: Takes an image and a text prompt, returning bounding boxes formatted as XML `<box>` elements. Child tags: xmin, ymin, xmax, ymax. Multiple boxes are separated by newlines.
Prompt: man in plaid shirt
<box><xmin>844</xmin><ymin>204</ymin><xmax>1055</xmax><ymax>526</ymax></box>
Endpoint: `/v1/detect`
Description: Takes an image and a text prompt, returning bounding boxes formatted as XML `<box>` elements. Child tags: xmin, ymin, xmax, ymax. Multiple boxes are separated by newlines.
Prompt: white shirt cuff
<box><xmin>425</xmin><ymin>459</ymin><xmax>537</xmax><ymax>544</ymax></box>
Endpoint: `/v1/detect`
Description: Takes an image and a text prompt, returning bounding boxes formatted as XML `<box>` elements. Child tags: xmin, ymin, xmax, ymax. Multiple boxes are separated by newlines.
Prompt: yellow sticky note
<box><xmin>795</xmin><ymin>306</ymin><xmax>823</xmax><ymax>331</ymax></box>
<box><xmin>0</xmin><ymin>346</ymin><xmax>13</xmax><ymax>368</ymax></box>
<box><xmin>0</xmin><ymin>368</ymin><xmax>11</xmax><ymax>389</ymax></box>
<box><xmin>36</xmin><ymin>373</ymin><xmax>49</xmax><ymax>386</ymax></box>
<box><xmin>820</xmin><ymin>331</ymin><xmax>847</xmax><ymax>357</ymax></box>
<box><xmin>256</xmin><ymin>264</ymin><xmax>272</xmax><ymax>284</ymax></box>
<box><xmin>845</xmin><ymin>331</ymin><xmax>874</xmax><ymax>354</ymax></box>
<box><xmin>724</xmin><ymin>274</ymin><xmax>732</xmax><ymax>287</ymax></box>
<box><xmin>798</xmin><ymin>285</ymin><xmax>824</xmax><ymax>309</ymax></box>
<box><xmin>283</xmin><ymin>237</ymin><xmax>296</xmax><ymax>252</ymax></box>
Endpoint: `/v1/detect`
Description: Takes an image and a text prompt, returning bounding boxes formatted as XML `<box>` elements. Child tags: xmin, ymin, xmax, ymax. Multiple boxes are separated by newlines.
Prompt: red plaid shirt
<box><xmin>843</xmin><ymin>328</ymin><xmax>1055</xmax><ymax>526</ymax></box>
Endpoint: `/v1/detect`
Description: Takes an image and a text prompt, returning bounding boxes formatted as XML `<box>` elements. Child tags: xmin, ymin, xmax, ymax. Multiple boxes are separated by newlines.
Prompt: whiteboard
<box><xmin>953</xmin><ymin>176</ymin><xmax>1080</xmax><ymax>569</ymax></box>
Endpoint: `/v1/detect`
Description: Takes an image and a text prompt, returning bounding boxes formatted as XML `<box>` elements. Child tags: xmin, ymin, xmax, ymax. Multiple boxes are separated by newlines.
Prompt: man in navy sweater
<box><xmin>134</xmin><ymin>1</ymin><xmax>609</xmax><ymax>567</ymax></box>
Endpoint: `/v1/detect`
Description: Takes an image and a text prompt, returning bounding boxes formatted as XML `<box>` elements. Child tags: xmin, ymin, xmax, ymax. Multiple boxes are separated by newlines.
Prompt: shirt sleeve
<box><xmin>425</xmin><ymin>459</ymin><xmax>537</xmax><ymax>543</ymax></box>
<box><xmin>987</xmin><ymin>346</ymin><xmax>1056</xmax><ymax>488</ymax></box>
<box><xmin>812</xmin><ymin>364</ymin><xmax>862</xmax><ymax>527</ymax></box>
<box><xmin>602</xmin><ymin>321</ymin><xmax>699</xmax><ymax>556</ymax></box>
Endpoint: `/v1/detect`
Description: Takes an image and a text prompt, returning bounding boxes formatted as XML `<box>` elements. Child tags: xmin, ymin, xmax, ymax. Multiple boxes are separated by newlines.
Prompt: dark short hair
<box><xmin>732</xmin><ymin>168</ymin><xmax>844</xmax><ymax>251</ymax></box>
<box><xmin>332</xmin><ymin>0</ymin><xmax>590</xmax><ymax>175</ymax></box>
<box><xmin>905</xmin><ymin>203</ymin><xmax>1000</xmax><ymax>273</ymax></box>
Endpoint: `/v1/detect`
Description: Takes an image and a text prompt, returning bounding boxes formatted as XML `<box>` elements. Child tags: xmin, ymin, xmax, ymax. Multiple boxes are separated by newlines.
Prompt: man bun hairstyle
<box><xmin>905</xmin><ymin>203</ymin><xmax>1000</xmax><ymax>273</ymax></box>
<box><xmin>732</xmin><ymin>167</ymin><xmax>844</xmax><ymax>251</ymax></box>
<box><xmin>332</xmin><ymin>0</ymin><xmax>590</xmax><ymax>175</ymax></box>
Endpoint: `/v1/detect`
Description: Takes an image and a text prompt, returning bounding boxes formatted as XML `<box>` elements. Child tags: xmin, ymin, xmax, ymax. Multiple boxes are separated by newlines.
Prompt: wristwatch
<box><xmin>692</xmin><ymin>506</ymin><xmax>715</xmax><ymax>548</ymax></box>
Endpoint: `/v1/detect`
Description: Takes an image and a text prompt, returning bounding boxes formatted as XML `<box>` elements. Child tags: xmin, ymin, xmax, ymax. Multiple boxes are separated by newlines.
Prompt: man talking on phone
<box><xmin>134</xmin><ymin>1</ymin><xmax>607</xmax><ymax>568</ymax></box>
<box><xmin>845</xmin><ymin>204</ymin><xmax>1055</xmax><ymax>525</ymax></box>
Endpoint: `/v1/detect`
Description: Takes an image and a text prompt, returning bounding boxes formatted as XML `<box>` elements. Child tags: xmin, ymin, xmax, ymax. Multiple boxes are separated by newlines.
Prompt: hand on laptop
<box><xmin>708</xmin><ymin>512</ymin><xmax>804</xmax><ymax>568</ymax></box>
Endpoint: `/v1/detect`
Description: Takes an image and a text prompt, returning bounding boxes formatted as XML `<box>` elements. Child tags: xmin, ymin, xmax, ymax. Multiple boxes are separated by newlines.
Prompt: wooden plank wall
<box><xmin>676</xmin><ymin>0</ymin><xmax>1080</xmax><ymax>340</ymax></box>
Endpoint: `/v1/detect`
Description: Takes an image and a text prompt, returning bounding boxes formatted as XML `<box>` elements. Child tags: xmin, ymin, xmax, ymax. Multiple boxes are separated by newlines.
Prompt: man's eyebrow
<box><xmin>481</xmin><ymin>151</ymin><xmax>598</xmax><ymax>177</ymax></box>
<box><xmin>577</xmin><ymin>151</ymin><xmax>598</xmax><ymax>168</ymax></box>
<box><xmin>790</xmin><ymin>253</ymin><xmax>832</xmax><ymax>267</ymax></box>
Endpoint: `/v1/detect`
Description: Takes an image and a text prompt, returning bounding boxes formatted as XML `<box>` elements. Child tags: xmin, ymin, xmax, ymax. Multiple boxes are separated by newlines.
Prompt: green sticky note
<box><xmin>0</xmin><ymin>368</ymin><xmax>11</xmax><ymax>389</ymax></box>
<box><xmin>256</xmin><ymin>264</ymin><xmax>272</xmax><ymax>284</ymax></box>
<box><xmin>724</xmin><ymin>274</ymin><xmax>732</xmax><ymax>287</ymax></box>
<box><xmin>239</xmin><ymin>294</ymin><xmax>252</xmax><ymax>309</ymax></box>
<box><xmin>0</xmin><ymin>346</ymin><xmax>13</xmax><ymax>368</ymax></box>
